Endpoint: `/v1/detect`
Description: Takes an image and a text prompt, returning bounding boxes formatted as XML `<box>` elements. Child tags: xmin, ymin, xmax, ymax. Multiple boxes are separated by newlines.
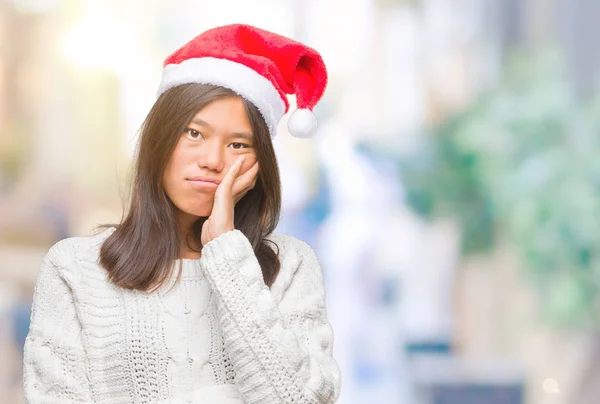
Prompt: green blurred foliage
<box><xmin>0</xmin><ymin>122</ymin><xmax>28</xmax><ymax>192</ymax></box>
<box><xmin>400</xmin><ymin>51</ymin><xmax>600</xmax><ymax>329</ymax></box>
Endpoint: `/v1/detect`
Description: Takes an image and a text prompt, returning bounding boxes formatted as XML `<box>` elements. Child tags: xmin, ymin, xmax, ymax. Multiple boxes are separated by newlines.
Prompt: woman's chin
<box><xmin>184</xmin><ymin>205</ymin><xmax>213</xmax><ymax>218</ymax></box>
<box><xmin>172</xmin><ymin>200</ymin><xmax>212</xmax><ymax>218</ymax></box>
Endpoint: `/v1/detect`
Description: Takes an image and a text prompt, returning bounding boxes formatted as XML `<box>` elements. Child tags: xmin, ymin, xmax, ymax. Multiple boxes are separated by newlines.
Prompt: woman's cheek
<box><xmin>242</xmin><ymin>153</ymin><xmax>257</xmax><ymax>172</ymax></box>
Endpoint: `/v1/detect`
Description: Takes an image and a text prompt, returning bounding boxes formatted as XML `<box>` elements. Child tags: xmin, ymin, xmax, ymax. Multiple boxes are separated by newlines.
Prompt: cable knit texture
<box><xmin>23</xmin><ymin>228</ymin><xmax>341</xmax><ymax>404</ymax></box>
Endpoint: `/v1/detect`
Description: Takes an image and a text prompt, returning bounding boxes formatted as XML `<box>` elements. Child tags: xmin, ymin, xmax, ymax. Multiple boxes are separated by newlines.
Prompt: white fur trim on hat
<box><xmin>157</xmin><ymin>57</ymin><xmax>286</xmax><ymax>137</ymax></box>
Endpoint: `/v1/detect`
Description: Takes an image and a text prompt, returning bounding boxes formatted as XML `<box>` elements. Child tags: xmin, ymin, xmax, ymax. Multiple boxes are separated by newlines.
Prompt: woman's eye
<box><xmin>185</xmin><ymin>128</ymin><xmax>203</xmax><ymax>139</ymax></box>
<box><xmin>230</xmin><ymin>143</ymin><xmax>249</xmax><ymax>150</ymax></box>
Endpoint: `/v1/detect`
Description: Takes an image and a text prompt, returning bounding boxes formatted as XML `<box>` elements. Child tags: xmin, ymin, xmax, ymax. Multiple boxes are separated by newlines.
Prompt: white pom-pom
<box><xmin>287</xmin><ymin>109</ymin><xmax>318</xmax><ymax>138</ymax></box>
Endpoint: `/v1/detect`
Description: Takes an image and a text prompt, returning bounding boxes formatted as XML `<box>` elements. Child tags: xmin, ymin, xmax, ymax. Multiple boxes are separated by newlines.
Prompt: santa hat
<box><xmin>157</xmin><ymin>24</ymin><xmax>328</xmax><ymax>138</ymax></box>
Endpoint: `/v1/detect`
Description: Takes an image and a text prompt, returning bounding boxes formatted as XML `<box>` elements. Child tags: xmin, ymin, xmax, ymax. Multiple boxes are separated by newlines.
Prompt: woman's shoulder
<box><xmin>266</xmin><ymin>232</ymin><xmax>314</xmax><ymax>254</ymax></box>
<box><xmin>43</xmin><ymin>227</ymin><xmax>116</xmax><ymax>271</ymax></box>
<box><xmin>265</xmin><ymin>232</ymin><xmax>320</xmax><ymax>269</ymax></box>
<box><xmin>265</xmin><ymin>232</ymin><xmax>323</xmax><ymax>296</ymax></box>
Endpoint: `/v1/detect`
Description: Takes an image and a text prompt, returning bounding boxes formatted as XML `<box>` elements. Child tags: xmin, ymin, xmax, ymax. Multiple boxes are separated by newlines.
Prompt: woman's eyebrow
<box><xmin>190</xmin><ymin>118</ymin><xmax>253</xmax><ymax>140</ymax></box>
<box><xmin>190</xmin><ymin>117</ymin><xmax>213</xmax><ymax>129</ymax></box>
<box><xmin>229</xmin><ymin>132</ymin><xmax>254</xmax><ymax>141</ymax></box>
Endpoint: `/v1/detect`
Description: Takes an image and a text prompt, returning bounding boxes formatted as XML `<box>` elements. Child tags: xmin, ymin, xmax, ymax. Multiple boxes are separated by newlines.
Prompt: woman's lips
<box><xmin>187</xmin><ymin>179</ymin><xmax>219</xmax><ymax>189</ymax></box>
<box><xmin>187</xmin><ymin>176</ymin><xmax>220</xmax><ymax>184</ymax></box>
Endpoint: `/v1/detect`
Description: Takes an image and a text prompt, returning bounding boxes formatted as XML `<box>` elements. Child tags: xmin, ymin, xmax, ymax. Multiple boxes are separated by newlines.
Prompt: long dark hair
<box><xmin>99</xmin><ymin>84</ymin><xmax>282</xmax><ymax>291</ymax></box>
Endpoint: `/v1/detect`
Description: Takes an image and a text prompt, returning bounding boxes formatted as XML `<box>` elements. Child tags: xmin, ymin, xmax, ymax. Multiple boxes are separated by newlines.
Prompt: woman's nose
<box><xmin>198</xmin><ymin>141</ymin><xmax>225</xmax><ymax>172</ymax></box>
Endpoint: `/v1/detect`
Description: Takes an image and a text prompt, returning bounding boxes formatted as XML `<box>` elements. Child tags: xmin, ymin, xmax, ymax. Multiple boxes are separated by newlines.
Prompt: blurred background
<box><xmin>1</xmin><ymin>0</ymin><xmax>600</xmax><ymax>403</ymax></box>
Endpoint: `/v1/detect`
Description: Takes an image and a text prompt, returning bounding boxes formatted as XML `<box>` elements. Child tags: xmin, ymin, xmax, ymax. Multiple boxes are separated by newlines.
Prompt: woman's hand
<box><xmin>201</xmin><ymin>155</ymin><xmax>260</xmax><ymax>245</ymax></box>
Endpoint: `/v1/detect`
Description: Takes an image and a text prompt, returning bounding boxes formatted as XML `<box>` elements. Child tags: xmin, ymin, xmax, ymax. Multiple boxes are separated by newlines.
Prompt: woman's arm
<box><xmin>23</xmin><ymin>242</ymin><xmax>95</xmax><ymax>403</ymax></box>
<box><xmin>200</xmin><ymin>230</ymin><xmax>342</xmax><ymax>404</ymax></box>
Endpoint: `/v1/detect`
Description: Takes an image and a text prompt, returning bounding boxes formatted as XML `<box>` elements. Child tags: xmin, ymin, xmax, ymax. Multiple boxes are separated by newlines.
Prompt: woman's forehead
<box><xmin>190</xmin><ymin>97</ymin><xmax>253</xmax><ymax>137</ymax></box>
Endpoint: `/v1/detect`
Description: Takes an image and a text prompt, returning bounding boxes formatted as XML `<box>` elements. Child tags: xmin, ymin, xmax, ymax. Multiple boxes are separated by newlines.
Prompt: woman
<box><xmin>23</xmin><ymin>24</ymin><xmax>341</xmax><ymax>403</ymax></box>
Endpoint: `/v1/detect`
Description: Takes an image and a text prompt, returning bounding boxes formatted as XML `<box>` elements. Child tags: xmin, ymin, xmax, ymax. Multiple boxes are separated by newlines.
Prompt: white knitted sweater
<box><xmin>23</xmin><ymin>228</ymin><xmax>341</xmax><ymax>403</ymax></box>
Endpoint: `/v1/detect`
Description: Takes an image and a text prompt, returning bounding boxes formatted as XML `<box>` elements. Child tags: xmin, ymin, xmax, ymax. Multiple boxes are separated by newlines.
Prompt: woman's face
<box><xmin>163</xmin><ymin>96</ymin><xmax>258</xmax><ymax>223</ymax></box>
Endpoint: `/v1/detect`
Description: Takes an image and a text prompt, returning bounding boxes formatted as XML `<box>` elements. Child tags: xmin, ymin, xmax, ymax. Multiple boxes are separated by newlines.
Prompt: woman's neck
<box><xmin>181</xmin><ymin>249</ymin><xmax>201</xmax><ymax>259</ymax></box>
<box><xmin>177</xmin><ymin>211</ymin><xmax>202</xmax><ymax>259</ymax></box>
<box><xmin>179</xmin><ymin>229</ymin><xmax>202</xmax><ymax>259</ymax></box>
<box><xmin>176</xmin><ymin>212</ymin><xmax>203</xmax><ymax>259</ymax></box>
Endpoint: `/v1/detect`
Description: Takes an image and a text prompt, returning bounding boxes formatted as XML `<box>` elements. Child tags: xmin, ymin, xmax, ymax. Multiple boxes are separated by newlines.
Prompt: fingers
<box><xmin>216</xmin><ymin>157</ymin><xmax>259</xmax><ymax>210</ymax></box>
<box><xmin>220</xmin><ymin>155</ymin><xmax>246</xmax><ymax>194</ymax></box>
<box><xmin>232</xmin><ymin>160</ymin><xmax>259</xmax><ymax>194</ymax></box>
<box><xmin>203</xmin><ymin>156</ymin><xmax>257</xmax><ymax>244</ymax></box>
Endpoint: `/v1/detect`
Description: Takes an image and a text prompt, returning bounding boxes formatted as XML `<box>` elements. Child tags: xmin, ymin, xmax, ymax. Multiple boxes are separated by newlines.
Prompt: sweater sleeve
<box><xmin>199</xmin><ymin>230</ymin><xmax>342</xmax><ymax>404</ymax></box>
<box><xmin>23</xmin><ymin>241</ymin><xmax>95</xmax><ymax>404</ymax></box>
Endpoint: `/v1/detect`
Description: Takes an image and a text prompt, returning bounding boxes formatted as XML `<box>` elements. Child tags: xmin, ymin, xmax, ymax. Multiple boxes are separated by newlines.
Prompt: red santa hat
<box><xmin>157</xmin><ymin>24</ymin><xmax>328</xmax><ymax>138</ymax></box>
